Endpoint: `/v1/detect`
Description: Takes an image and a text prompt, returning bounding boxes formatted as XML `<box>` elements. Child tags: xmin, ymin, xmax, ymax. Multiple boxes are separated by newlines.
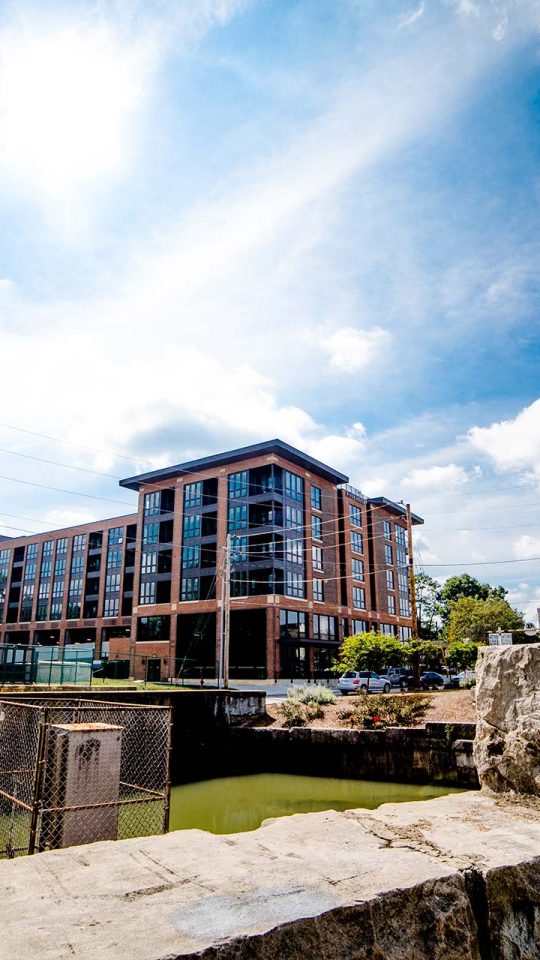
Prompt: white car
<box><xmin>338</xmin><ymin>670</ymin><xmax>391</xmax><ymax>695</ymax></box>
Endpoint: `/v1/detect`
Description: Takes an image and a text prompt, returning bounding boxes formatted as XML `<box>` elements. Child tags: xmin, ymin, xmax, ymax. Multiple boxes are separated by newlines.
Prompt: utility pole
<box><xmin>219</xmin><ymin>534</ymin><xmax>232</xmax><ymax>689</ymax></box>
<box><xmin>406</xmin><ymin>504</ymin><xmax>419</xmax><ymax>641</ymax></box>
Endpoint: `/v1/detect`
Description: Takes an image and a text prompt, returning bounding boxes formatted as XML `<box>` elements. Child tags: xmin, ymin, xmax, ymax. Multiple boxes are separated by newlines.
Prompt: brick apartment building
<box><xmin>0</xmin><ymin>439</ymin><xmax>422</xmax><ymax>680</ymax></box>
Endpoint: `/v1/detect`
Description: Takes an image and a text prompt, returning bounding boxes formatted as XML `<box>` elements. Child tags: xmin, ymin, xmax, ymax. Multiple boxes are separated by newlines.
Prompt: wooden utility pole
<box><xmin>406</xmin><ymin>504</ymin><xmax>419</xmax><ymax>641</ymax></box>
<box><xmin>223</xmin><ymin>533</ymin><xmax>231</xmax><ymax>689</ymax></box>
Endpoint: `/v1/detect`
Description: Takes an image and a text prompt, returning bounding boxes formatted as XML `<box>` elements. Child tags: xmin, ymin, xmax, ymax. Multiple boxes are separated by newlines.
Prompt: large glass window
<box><xmin>352</xmin><ymin>619</ymin><xmax>367</xmax><ymax>634</ymax></box>
<box><xmin>230</xmin><ymin>537</ymin><xmax>248</xmax><ymax>562</ymax></box>
<box><xmin>310</xmin><ymin>485</ymin><xmax>322</xmax><ymax>510</ymax></box>
<box><xmin>351</xmin><ymin>531</ymin><xmax>363</xmax><ymax>554</ymax></box>
<box><xmin>104</xmin><ymin>597</ymin><xmax>119</xmax><ymax>617</ymax></box>
<box><xmin>399</xmin><ymin>596</ymin><xmax>411</xmax><ymax>617</ymax></box>
<box><xmin>107</xmin><ymin>550</ymin><xmax>122</xmax><ymax>569</ymax></box>
<box><xmin>311</xmin><ymin>515</ymin><xmax>322</xmax><ymax>540</ymax></box>
<box><xmin>279</xmin><ymin>610</ymin><xmax>306</xmax><ymax>639</ymax></box>
<box><xmin>228</xmin><ymin>471</ymin><xmax>248</xmax><ymax>499</ymax></box>
<box><xmin>183</xmin><ymin>515</ymin><xmax>201</xmax><ymax>539</ymax></box>
<box><xmin>386</xmin><ymin>569</ymin><xmax>395</xmax><ymax>590</ymax></box>
<box><xmin>181</xmin><ymin>577</ymin><xmax>199</xmax><ymax>601</ymax></box>
<box><xmin>385</xmin><ymin>544</ymin><xmax>393</xmax><ymax>565</ymax></box>
<box><xmin>284</xmin><ymin>470</ymin><xmax>304</xmax><ymax>502</ymax></box>
<box><xmin>42</xmin><ymin>540</ymin><xmax>54</xmax><ymax>557</ymax></box>
<box><xmin>24</xmin><ymin>562</ymin><xmax>37</xmax><ymax>580</ymax></box>
<box><xmin>137</xmin><ymin>615</ymin><xmax>170</xmax><ymax>642</ymax></box>
<box><xmin>353</xmin><ymin>586</ymin><xmax>366</xmax><ymax>610</ymax></box>
<box><xmin>313</xmin><ymin>578</ymin><xmax>324</xmax><ymax>602</ymax></box>
<box><xmin>286</xmin><ymin>506</ymin><xmax>302</xmax><ymax>529</ymax></box>
<box><xmin>105</xmin><ymin>573</ymin><xmax>121</xmax><ymax>591</ymax></box>
<box><xmin>388</xmin><ymin>594</ymin><xmax>396</xmax><ymax>615</ymax></box>
<box><xmin>286</xmin><ymin>539</ymin><xmax>304</xmax><ymax>564</ymax></box>
<box><xmin>312</xmin><ymin>545</ymin><xmax>323</xmax><ymax>571</ymax></box>
<box><xmin>227</xmin><ymin>504</ymin><xmax>248</xmax><ymax>531</ymax></box>
<box><xmin>108</xmin><ymin>527</ymin><xmax>124</xmax><ymax>545</ymax></box>
<box><xmin>184</xmin><ymin>481</ymin><xmax>203</xmax><ymax>509</ymax></box>
<box><xmin>395</xmin><ymin>525</ymin><xmax>407</xmax><ymax>548</ymax></box>
<box><xmin>144</xmin><ymin>492</ymin><xmax>160</xmax><ymax>516</ymax></box>
<box><xmin>73</xmin><ymin>534</ymin><xmax>86</xmax><ymax>551</ymax></box>
<box><xmin>0</xmin><ymin>548</ymin><xmax>10</xmax><ymax>564</ymax></box>
<box><xmin>352</xmin><ymin>558</ymin><xmax>364</xmax><ymax>581</ymax></box>
<box><xmin>27</xmin><ymin>543</ymin><xmax>38</xmax><ymax>560</ymax></box>
<box><xmin>384</xmin><ymin>520</ymin><xmax>392</xmax><ymax>540</ymax></box>
<box><xmin>349</xmin><ymin>504</ymin><xmax>362</xmax><ymax>527</ymax></box>
<box><xmin>54</xmin><ymin>557</ymin><xmax>66</xmax><ymax>577</ymax></box>
<box><xmin>313</xmin><ymin>615</ymin><xmax>337</xmax><ymax>641</ymax></box>
<box><xmin>69</xmin><ymin>577</ymin><xmax>83</xmax><ymax>596</ymax></box>
<box><xmin>70</xmin><ymin>555</ymin><xmax>84</xmax><ymax>575</ymax></box>
<box><xmin>52</xmin><ymin>580</ymin><xmax>64</xmax><ymax>599</ymax></box>
<box><xmin>40</xmin><ymin>559</ymin><xmax>52</xmax><ymax>578</ymax></box>
<box><xmin>285</xmin><ymin>572</ymin><xmax>304</xmax><ymax>598</ymax></box>
<box><xmin>56</xmin><ymin>538</ymin><xmax>68</xmax><ymax>554</ymax></box>
<box><xmin>139</xmin><ymin>581</ymin><xmax>157</xmax><ymax>605</ymax></box>
<box><xmin>181</xmin><ymin>545</ymin><xmax>200</xmax><ymax>569</ymax></box>
<box><xmin>143</xmin><ymin>522</ymin><xmax>159</xmax><ymax>545</ymax></box>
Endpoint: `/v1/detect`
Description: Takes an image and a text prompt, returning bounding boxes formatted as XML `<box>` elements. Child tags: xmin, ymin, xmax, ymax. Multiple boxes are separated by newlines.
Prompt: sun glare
<box><xmin>0</xmin><ymin>23</ymin><xmax>146</xmax><ymax>199</ymax></box>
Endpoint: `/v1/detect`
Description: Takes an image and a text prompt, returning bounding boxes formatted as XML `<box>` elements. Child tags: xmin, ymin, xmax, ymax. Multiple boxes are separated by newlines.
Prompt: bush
<box><xmin>305</xmin><ymin>703</ymin><xmax>325</xmax><ymax>721</ymax></box>
<box><xmin>277</xmin><ymin>700</ymin><xmax>307</xmax><ymax>727</ymax></box>
<box><xmin>337</xmin><ymin>694</ymin><xmax>431</xmax><ymax>730</ymax></box>
<box><xmin>287</xmin><ymin>685</ymin><xmax>336</xmax><ymax>705</ymax></box>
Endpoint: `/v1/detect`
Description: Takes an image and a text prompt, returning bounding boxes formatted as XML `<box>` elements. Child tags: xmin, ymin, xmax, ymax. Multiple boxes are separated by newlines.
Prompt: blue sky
<box><xmin>0</xmin><ymin>0</ymin><xmax>539</xmax><ymax>621</ymax></box>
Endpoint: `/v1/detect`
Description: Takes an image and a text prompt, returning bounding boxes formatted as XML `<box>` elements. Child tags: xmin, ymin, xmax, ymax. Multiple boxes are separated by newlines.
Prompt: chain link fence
<box><xmin>0</xmin><ymin>698</ymin><xmax>171</xmax><ymax>858</ymax></box>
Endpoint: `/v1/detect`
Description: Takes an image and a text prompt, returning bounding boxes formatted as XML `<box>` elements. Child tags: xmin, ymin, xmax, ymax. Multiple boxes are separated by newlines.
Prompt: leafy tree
<box><xmin>439</xmin><ymin>574</ymin><xmax>507</xmax><ymax>625</ymax></box>
<box><xmin>446</xmin><ymin>641</ymin><xmax>479</xmax><ymax>671</ymax></box>
<box><xmin>336</xmin><ymin>633</ymin><xmax>406</xmax><ymax>674</ymax></box>
<box><xmin>415</xmin><ymin>573</ymin><xmax>443</xmax><ymax>641</ymax></box>
<box><xmin>447</xmin><ymin>597</ymin><xmax>524</xmax><ymax>645</ymax></box>
<box><xmin>403</xmin><ymin>639</ymin><xmax>443</xmax><ymax>685</ymax></box>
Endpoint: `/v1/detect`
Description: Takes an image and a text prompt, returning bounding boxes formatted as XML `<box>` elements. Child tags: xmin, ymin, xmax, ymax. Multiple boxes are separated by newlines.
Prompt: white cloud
<box><xmin>513</xmin><ymin>535</ymin><xmax>540</xmax><ymax>560</ymax></box>
<box><xmin>322</xmin><ymin>327</ymin><xmax>391</xmax><ymax>373</ymax></box>
<box><xmin>398</xmin><ymin>3</ymin><xmax>425</xmax><ymax>29</ymax></box>
<box><xmin>467</xmin><ymin>398</ymin><xmax>540</xmax><ymax>483</ymax></box>
<box><xmin>400</xmin><ymin>463</ymin><xmax>469</xmax><ymax>490</ymax></box>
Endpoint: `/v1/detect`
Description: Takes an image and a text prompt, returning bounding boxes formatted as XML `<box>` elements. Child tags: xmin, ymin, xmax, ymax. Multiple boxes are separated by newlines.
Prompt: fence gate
<box><xmin>0</xmin><ymin>699</ymin><xmax>171</xmax><ymax>859</ymax></box>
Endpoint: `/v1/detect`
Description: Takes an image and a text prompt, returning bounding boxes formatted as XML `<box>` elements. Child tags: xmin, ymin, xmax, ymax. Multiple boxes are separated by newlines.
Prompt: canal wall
<box><xmin>219</xmin><ymin>722</ymin><xmax>479</xmax><ymax>788</ymax></box>
<box><xmin>1</xmin><ymin>790</ymin><xmax>539</xmax><ymax>960</ymax></box>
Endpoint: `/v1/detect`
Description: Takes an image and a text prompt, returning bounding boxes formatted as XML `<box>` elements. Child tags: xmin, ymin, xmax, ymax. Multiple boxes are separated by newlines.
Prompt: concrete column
<box><xmin>41</xmin><ymin>722</ymin><xmax>123</xmax><ymax>850</ymax></box>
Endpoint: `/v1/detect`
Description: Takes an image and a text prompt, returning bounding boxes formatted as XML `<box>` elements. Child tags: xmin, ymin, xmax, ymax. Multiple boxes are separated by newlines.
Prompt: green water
<box><xmin>169</xmin><ymin>773</ymin><xmax>463</xmax><ymax>835</ymax></box>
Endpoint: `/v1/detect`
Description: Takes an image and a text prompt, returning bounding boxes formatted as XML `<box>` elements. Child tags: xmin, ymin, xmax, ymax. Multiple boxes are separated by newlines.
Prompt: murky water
<box><xmin>169</xmin><ymin>773</ymin><xmax>463</xmax><ymax>835</ymax></box>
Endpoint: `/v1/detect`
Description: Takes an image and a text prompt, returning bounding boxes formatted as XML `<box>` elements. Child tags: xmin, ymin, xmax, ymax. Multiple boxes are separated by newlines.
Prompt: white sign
<box><xmin>488</xmin><ymin>632</ymin><xmax>513</xmax><ymax>646</ymax></box>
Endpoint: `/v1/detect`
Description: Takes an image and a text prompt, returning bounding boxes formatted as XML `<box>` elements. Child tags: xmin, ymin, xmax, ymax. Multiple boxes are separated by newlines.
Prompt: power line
<box><xmin>0</xmin><ymin>421</ymin><xmax>154</xmax><ymax>467</ymax></box>
<box><xmin>0</xmin><ymin>446</ymin><xmax>123</xmax><ymax>480</ymax></box>
<box><xmin>0</xmin><ymin>475</ymin><xmax>134</xmax><ymax>507</ymax></box>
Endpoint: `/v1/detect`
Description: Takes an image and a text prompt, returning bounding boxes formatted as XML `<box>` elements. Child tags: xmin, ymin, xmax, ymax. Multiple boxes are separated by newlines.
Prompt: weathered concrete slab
<box><xmin>1</xmin><ymin>791</ymin><xmax>540</xmax><ymax>959</ymax></box>
<box><xmin>474</xmin><ymin>644</ymin><xmax>540</xmax><ymax>795</ymax></box>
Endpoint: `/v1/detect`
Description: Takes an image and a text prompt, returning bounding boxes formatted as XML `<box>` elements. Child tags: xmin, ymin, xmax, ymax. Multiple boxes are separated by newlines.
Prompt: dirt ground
<box><xmin>261</xmin><ymin>689</ymin><xmax>476</xmax><ymax>729</ymax></box>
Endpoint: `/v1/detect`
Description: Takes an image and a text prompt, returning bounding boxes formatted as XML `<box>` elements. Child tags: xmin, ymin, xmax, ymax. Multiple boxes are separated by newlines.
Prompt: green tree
<box><xmin>336</xmin><ymin>633</ymin><xmax>406</xmax><ymax>674</ymax></box>
<box><xmin>403</xmin><ymin>639</ymin><xmax>443</xmax><ymax>685</ymax></box>
<box><xmin>415</xmin><ymin>573</ymin><xmax>443</xmax><ymax>641</ymax></box>
<box><xmin>447</xmin><ymin>597</ymin><xmax>524</xmax><ymax>645</ymax></box>
<box><xmin>446</xmin><ymin>641</ymin><xmax>479</xmax><ymax>671</ymax></box>
<box><xmin>439</xmin><ymin>574</ymin><xmax>507</xmax><ymax>625</ymax></box>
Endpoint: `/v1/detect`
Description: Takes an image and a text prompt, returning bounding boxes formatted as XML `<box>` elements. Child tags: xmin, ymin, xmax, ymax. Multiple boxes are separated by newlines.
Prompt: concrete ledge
<box><xmin>1</xmin><ymin>791</ymin><xmax>540</xmax><ymax>959</ymax></box>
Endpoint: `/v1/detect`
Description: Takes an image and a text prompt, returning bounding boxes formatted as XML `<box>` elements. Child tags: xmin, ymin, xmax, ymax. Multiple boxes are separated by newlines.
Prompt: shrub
<box><xmin>287</xmin><ymin>685</ymin><xmax>336</xmax><ymax>705</ymax></box>
<box><xmin>277</xmin><ymin>700</ymin><xmax>307</xmax><ymax>727</ymax></box>
<box><xmin>337</xmin><ymin>694</ymin><xmax>431</xmax><ymax>730</ymax></box>
<box><xmin>305</xmin><ymin>703</ymin><xmax>325</xmax><ymax>721</ymax></box>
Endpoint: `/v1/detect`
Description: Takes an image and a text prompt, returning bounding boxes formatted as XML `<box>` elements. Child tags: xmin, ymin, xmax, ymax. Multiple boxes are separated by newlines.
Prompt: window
<box><xmin>137</xmin><ymin>616</ymin><xmax>170</xmax><ymax>642</ymax></box>
<box><xmin>50</xmin><ymin>601</ymin><xmax>62</xmax><ymax>620</ymax></box>
<box><xmin>52</xmin><ymin>580</ymin><xmax>64</xmax><ymax>599</ymax></box>
<box><xmin>56</xmin><ymin>538</ymin><xmax>67</xmax><ymax>555</ymax></box>
<box><xmin>73</xmin><ymin>534</ymin><xmax>86</xmax><ymax>551</ymax></box>
<box><xmin>381</xmin><ymin>623</ymin><xmax>396</xmax><ymax>636</ymax></box>
<box><xmin>311</xmin><ymin>515</ymin><xmax>322</xmax><ymax>541</ymax></box>
<box><xmin>227</xmin><ymin>505</ymin><xmax>247</xmax><ymax>531</ymax></box>
<box><xmin>312</xmin><ymin>545</ymin><xmax>323</xmax><ymax>571</ymax></box>
<box><xmin>349</xmin><ymin>504</ymin><xmax>362</xmax><ymax>527</ymax></box>
<box><xmin>181</xmin><ymin>577</ymin><xmax>199</xmax><ymax>601</ymax></box>
<box><xmin>313</xmin><ymin>578</ymin><xmax>324</xmax><ymax>602</ymax></box>
<box><xmin>143</xmin><ymin>522</ymin><xmax>159</xmax><ymax>545</ymax></box>
<box><xmin>384</xmin><ymin>544</ymin><xmax>393</xmax><ymax>565</ymax></box>
<box><xmin>285</xmin><ymin>538</ymin><xmax>303</xmax><ymax>564</ymax></box>
<box><xmin>279</xmin><ymin>609</ymin><xmax>307</xmax><ymax>639</ymax></box>
<box><xmin>71</xmin><ymin>555</ymin><xmax>84</xmax><ymax>575</ymax></box>
<box><xmin>228</xmin><ymin>471</ymin><xmax>248</xmax><ymax>499</ymax></box>
<box><xmin>284</xmin><ymin>470</ymin><xmax>304</xmax><ymax>502</ymax></box>
<box><xmin>230</xmin><ymin>537</ymin><xmax>247</xmax><ymax>562</ymax></box>
<box><xmin>352</xmin><ymin>619</ymin><xmax>367</xmax><ymax>634</ymax></box>
<box><xmin>182</xmin><ymin>514</ymin><xmax>201</xmax><ymax>539</ymax></box>
<box><xmin>105</xmin><ymin>573</ymin><xmax>121</xmax><ymax>591</ymax></box>
<box><xmin>54</xmin><ymin>557</ymin><xmax>66</xmax><ymax>577</ymax></box>
<box><xmin>27</xmin><ymin>543</ymin><xmax>38</xmax><ymax>560</ymax></box>
<box><xmin>286</xmin><ymin>506</ymin><xmax>302</xmax><ymax>529</ymax></box>
<box><xmin>181</xmin><ymin>545</ymin><xmax>199</xmax><ymax>569</ymax></box>
<box><xmin>351</xmin><ymin>531</ymin><xmax>363</xmax><ymax>554</ymax></box>
<box><xmin>352</xmin><ymin>558</ymin><xmax>364</xmax><ymax>581</ymax></box>
<box><xmin>42</xmin><ymin>540</ymin><xmax>54</xmax><ymax>557</ymax></box>
<box><xmin>67</xmin><ymin>600</ymin><xmax>81</xmax><ymax>619</ymax></box>
<box><xmin>139</xmin><ymin>580</ymin><xmax>157</xmax><ymax>605</ymax></box>
<box><xmin>388</xmin><ymin>594</ymin><xmax>396</xmax><ymax>615</ymax></box>
<box><xmin>399</xmin><ymin>596</ymin><xmax>411</xmax><ymax>617</ymax></box>
<box><xmin>38</xmin><ymin>582</ymin><xmax>49</xmax><ymax>600</ymax></box>
<box><xmin>40</xmin><ymin>559</ymin><xmax>52</xmax><ymax>578</ymax></box>
<box><xmin>398</xmin><ymin>570</ymin><xmax>408</xmax><ymax>592</ymax></box>
<box><xmin>384</xmin><ymin>520</ymin><xmax>392</xmax><ymax>540</ymax></box>
<box><xmin>313</xmin><ymin>615</ymin><xmax>337</xmax><ymax>641</ymax></box>
<box><xmin>104</xmin><ymin>596</ymin><xmax>119</xmax><ymax>617</ymax></box>
<box><xmin>0</xmin><ymin>549</ymin><xmax>10</xmax><ymax>564</ymax></box>
<box><xmin>386</xmin><ymin>569</ymin><xmax>395</xmax><ymax>590</ymax></box>
<box><xmin>108</xmin><ymin>527</ymin><xmax>124</xmax><ymax>545</ymax></box>
<box><xmin>22</xmin><ymin>583</ymin><xmax>34</xmax><ymax>600</ymax></box>
<box><xmin>144</xmin><ymin>492</ymin><xmax>160</xmax><ymax>516</ymax></box>
<box><xmin>397</xmin><ymin>546</ymin><xmax>407</xmax><ymax>568</ymax></box>
<box><xmin>400</xmin><ymin>626</ymin><xmax>412</xmax><ymax>641</ymax></box>
<box><xmin>310</xmin><ymin>485</ymin><xmax>322</xmax><ymax>511</ymax></box>
<box><xmin>285</xmin><ymin>572</ymin><xmax>304</xmax><ymax>598</ymax></box>
<box><xmin>395</xmin><ymin>525</ymin><xmax>407</xmax><ymax>548</ymax></box>
<box><xmin>107</xmin><ymin>549</ymin><xmax>122</xmax><ymax>569</ymax></box>
<box><xmin>24</xmin><ymin>562</ymin><xmax>37</xmax><ymax>580</ymax></box>
<box><xmin>184</xmin><ymin>481</ymin><xmax>203</xmax><ymax>509</ymax></box>
<box><xmin>353</xmin><ymin>586</ymin><xmax>366</xmax><ymax>610</ymax></box>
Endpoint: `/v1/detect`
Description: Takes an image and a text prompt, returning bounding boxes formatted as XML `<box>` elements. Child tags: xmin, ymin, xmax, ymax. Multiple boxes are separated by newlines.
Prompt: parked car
<box><xmin>419</xmin><ymin>671</ymin><xmax>448</xmax><ymax>691</ymax></box>
<box><xmin>450</xmin><ymin>670</ymin><xmax>476</xmax><ymax>688</ymax></box>
<box><xmin>338</xmin><ymin>671</ymin><xmax>392</xmax><ymax>695</ymax></box>
<box><xmin>382</xmin><ymin>667</ymin><xmax>413</xmax><ymax>690</ymax></box>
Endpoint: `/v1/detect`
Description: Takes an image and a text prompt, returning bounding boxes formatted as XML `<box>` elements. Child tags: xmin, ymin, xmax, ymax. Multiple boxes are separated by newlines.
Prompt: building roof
<box><xmin>119</xmin><ymin>439</ymin><xmax>350</xmax><ymax>490</ymax></box>
<box><xmin>367</xmin><ymin>497</ymin><xmax>424</xmax><ymax>525</ymax></box>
